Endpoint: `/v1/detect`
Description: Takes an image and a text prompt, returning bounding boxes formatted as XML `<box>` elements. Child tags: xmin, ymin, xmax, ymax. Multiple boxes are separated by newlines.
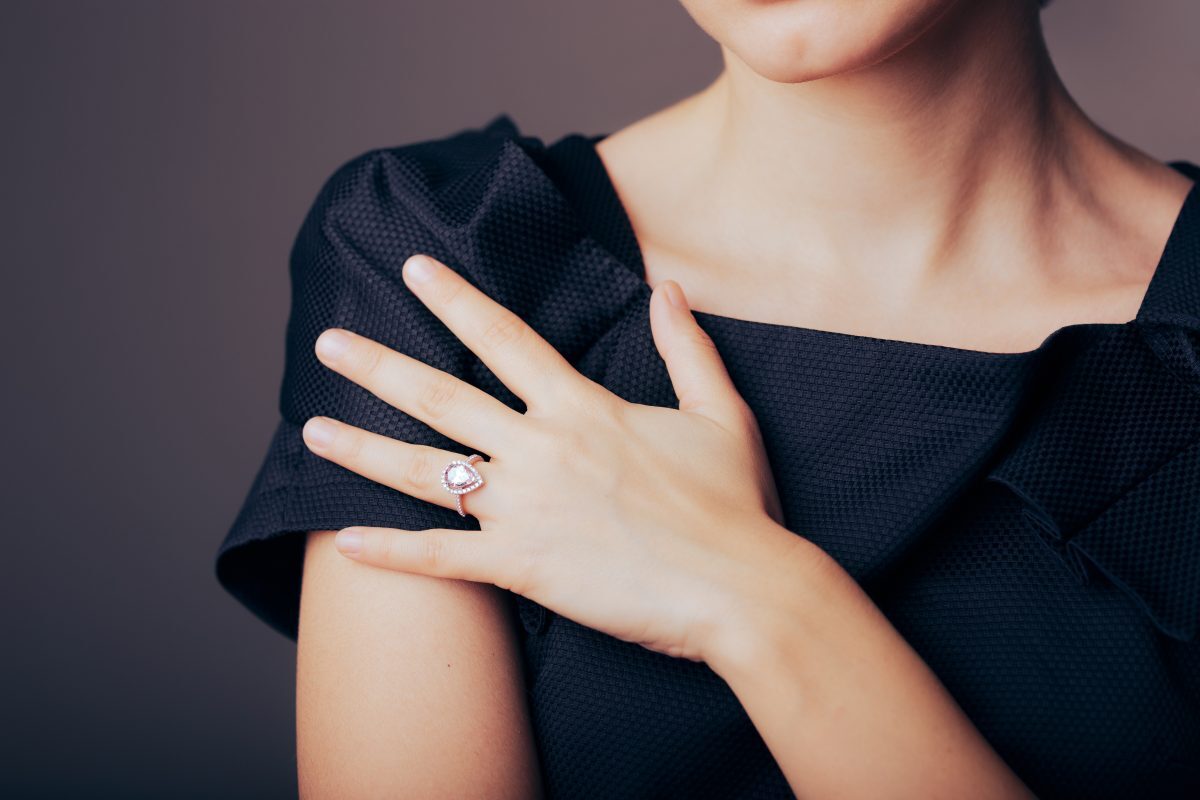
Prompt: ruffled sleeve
<box><xmin>215</xmin><ymin>142</ymin><xmax>491</xmax><ymax>637</ymax></box>
<box><xmin>215</xmin><ymin>114</ymin><xmax>650</xmax><ymax>639</ymax></box>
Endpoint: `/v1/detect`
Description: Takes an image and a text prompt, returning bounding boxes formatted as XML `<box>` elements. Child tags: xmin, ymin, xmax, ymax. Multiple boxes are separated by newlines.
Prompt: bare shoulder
<box><xmin>296</xmin><ymin>530</ymin><xmax>541</xmax><ymax>799</ymax></box>
<box><xmin>1092</xmin><ymin>139</ymin><xmax>1197</xmax><ymax>283</ymax></box>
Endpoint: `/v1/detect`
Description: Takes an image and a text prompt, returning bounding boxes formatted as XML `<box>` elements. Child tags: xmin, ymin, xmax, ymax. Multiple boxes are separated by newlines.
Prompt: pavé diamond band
<box><xmin>440</xmin><ymin>454</ymin><xmax>485</xmax><ymax>517</ymax></box>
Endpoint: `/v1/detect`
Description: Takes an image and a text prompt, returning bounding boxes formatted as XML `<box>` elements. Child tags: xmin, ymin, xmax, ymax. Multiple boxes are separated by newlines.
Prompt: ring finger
<box><xmin>301</xmin><ymin>416</ymin><xmax>498</xmax><ymax>518</ymax></box>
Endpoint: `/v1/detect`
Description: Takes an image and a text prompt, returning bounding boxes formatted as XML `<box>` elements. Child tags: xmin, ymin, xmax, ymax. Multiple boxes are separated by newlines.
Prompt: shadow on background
<box><xmin>1</xmin><ymin>1</ymin><xmax>1196</xmax><ymax>796</ymax></box>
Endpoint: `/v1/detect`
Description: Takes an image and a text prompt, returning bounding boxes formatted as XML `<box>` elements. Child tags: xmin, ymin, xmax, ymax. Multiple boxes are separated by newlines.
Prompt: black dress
<box><xmin>216</xmin><ymin>114</ymin><xmax>1200</xmax><ymax>798</ymax></box>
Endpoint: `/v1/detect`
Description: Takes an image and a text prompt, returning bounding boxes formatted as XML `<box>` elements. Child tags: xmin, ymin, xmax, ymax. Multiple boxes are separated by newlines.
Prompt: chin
<box><xmin>678</xmin><ymin>0</ymin><xmax>970</xmax><ymax>84</ymax></box>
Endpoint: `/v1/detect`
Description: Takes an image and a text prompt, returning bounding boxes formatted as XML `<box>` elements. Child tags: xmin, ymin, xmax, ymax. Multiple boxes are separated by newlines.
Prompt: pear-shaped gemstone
<box><xmin>441</xmin><ymin>459</ymin><xmax>484</xmax><ymax>494</ymax></box>
<box><xmin>446</xmin><ymin>464</ymin><xmax>473</xmax><ymax>487</ymax></box>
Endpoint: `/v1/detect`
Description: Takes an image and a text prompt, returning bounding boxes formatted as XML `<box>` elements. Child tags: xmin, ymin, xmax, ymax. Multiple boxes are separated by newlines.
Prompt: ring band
<box><xmin>440</xmin><ymin>454</ymin><xmax>485</xmax><ymax>517</ymax></box>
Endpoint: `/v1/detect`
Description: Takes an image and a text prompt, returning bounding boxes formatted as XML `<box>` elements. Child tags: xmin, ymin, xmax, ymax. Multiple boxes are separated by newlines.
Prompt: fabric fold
<box><xmin>984</xmin><ymin>172</ymin><xmax>1200</xmax><ymax>641</ymax></box>
<box><xmin>365</xmin><ymin>115</ymin><xmax>659</xmax><ymax>634</ymax></box>
<box><xmin>218</xmin><ymin>114</ymin><xmax>652</xmax><ymax>637</ymax></box>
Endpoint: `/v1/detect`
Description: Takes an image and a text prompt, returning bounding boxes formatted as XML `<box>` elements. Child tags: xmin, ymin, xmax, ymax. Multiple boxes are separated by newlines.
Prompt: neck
<box><xmin>675</xmin><ymin>0</ymin><xmax>1111</xmax><ymax>283</ymax></box>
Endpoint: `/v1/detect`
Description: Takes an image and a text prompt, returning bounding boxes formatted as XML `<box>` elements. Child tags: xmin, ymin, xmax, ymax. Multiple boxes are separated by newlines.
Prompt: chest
<box><xmin>503</xmin><ymin>310</ymin><xmax>1200</xmax><ymax>798</ymax></box>
<box><xmin>635</xmin><ymin>239</ymin><xmax>1154</xmax><ymax>355</ymax></box>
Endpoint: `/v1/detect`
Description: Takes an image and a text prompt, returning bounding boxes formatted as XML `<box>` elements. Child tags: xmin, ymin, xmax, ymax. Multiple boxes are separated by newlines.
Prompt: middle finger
<box><xmin>315</xmin><ymin>328</ymin><xmax>522</xmax><ymax>455</ymax></box>
<box><xmin>401</xmin><ymin>253</ymin><xmax>595</xmax><ymax>409</ymax></box>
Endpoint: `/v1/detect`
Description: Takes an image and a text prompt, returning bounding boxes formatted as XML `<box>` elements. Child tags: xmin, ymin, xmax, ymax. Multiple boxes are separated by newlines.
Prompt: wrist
<box><xmin>700</xmin><ymin>518</ymin><xmax>850</xmax><ymax>685</ymax></box>
<box><xmin>699</xmin><ymin>523</ymin><xmax>1034</xmax><ymax>799</ymax></box>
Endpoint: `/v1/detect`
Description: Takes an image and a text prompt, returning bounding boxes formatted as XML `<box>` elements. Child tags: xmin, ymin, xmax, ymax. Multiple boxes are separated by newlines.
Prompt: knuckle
<box><xmin>416</xmin><ymin>372</ymin><xmax>459</xmax><ymax>420</ymax></box>
<box><xmin>402</xmin><ymin>449</ymin><xmax>438</xmax><ymax>493</ymax></box>
<box><xmin>687</xmin><ymin>328</ymin><xmax>720</xmax><ymax>355</ymax></box>
<box><xmin>356</xmin><ymin>340</ymin><xmax>385</xmax><ymax>381</ymax></box>
<box><xmin>421</xmin><ymin>535</ymin><xmax>449</xmax><ymax>573</ymax></box>
<box><xmin>374</xmin><ymin>531</ymin><xmax>396</xmax><ymax>564</ymax></box>
<box><xmin>571</xmin><ymin>379</ymin><xmax>618</xmax><ymax>419</ymax></box>
<box><xmin>480</xmin><ymin>311</ymin><xmax>528</xmax><ymax>353</ymax></box>
<box><xmin>433</xmin><ymin>275</ymin><xmax>468</xmax><ymax>307</ymax></box>
<box><xmin>521</xmin><ymin>427</ymin><xmax>559</xmax><ymax>468</ymax></box>
<box><xmin>544</xmin><ymin>424</ymin><xmax>588</xmax><ymax>462</ymax></box>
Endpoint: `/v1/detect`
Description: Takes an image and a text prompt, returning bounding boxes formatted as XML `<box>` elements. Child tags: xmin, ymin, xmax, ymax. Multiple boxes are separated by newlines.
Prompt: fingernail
<box><xmin>335</xmin><ymin>528</ymin><xmax>363</xmax><ymax>555</ymax></box>
<box><xmin>303</xmin><ymin>417</ymin><xmax>336</xmax><ymax>451</ymax></box>
<box><xmin>663</xmin><ymin>281</ymin><xmax>688</xmax><ymax>310</ymax></box>
<box><xmin>315</xmin><ymin>329</ymin><xmax>351</xmax><ymax>362</ymax></box>
<box><xmin>404</xmin><ymin>254</ymin><xmax>438</xmax><ymax>283</ymax></box>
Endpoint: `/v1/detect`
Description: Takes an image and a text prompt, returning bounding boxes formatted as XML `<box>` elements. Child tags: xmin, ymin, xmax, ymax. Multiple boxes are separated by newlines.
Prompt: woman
<box><xmin>216</xmin><ymin>0</ymin><xmax>1200</xmax><ymax>797</ymax></box>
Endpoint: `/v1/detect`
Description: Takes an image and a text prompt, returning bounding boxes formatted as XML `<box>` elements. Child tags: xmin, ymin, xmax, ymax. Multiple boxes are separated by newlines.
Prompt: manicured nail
<box><xmin>303</xmin><ymin>417</ymin><xmax>336</xmax><ymax>450</ymax></box>
<box><xmin>404</xmin><ymin>254</ymin><xmax>438</xmax><ymax>283</ymax></box>
<box><xmin>335</xmin><ymin>528</ymin><xmax>363</xmax><ymax>555</ymax></box>
<box><xmin>663</xmin><ymin>281</ymin><xmax>688</xmax><ymax>310</ymax></box>
<box><xmin>315</xmin><ymin>329</ymin><xmax>351</xmax><ymax>362</ymax></box>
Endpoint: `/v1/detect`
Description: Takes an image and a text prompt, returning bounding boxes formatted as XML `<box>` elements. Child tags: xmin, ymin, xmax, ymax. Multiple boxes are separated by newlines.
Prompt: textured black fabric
<box><xmin>216</xmin><ymin>113</ymin><xmax>1200</xmax><ymax>798</ymax></box>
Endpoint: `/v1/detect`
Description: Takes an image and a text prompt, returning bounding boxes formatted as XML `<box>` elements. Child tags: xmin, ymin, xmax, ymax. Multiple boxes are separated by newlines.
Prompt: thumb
<box><xmin>650</xmin><ymin>280</ymin><xmax>752</xmax><ymax>429</ymax></box>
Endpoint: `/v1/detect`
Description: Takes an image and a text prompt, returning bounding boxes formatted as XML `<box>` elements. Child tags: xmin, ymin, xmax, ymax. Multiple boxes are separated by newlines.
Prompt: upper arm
<box><xmin>297</xmin><ymin>530</ymin><xmax>542</xmax><ymax>799</ymax></box>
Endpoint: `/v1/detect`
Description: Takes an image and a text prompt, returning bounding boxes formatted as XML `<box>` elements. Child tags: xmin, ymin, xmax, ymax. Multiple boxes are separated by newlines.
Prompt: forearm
<box><xmin>705</xmin><ymin>523</ymin><xmax>1034</xmax><ymax>800</ymax></box>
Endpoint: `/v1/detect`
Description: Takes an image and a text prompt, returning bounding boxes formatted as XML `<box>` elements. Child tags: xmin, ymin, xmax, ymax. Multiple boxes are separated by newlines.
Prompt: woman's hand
<box><xmin>300</xmin><ymin>253</ymin><xmax>1034</xmax><ymax>798</ymax></box>
<box><xmin>300</xmin><ymin>253</ymin><xmax>808</xmax><ymax>664</ymax></box>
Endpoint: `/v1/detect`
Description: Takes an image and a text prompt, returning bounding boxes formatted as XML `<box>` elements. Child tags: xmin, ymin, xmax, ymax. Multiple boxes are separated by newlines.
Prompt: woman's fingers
<box><xmin>301</xmin><ymin>416</ymin><xmax>497</xmax><ymax>518</ymax></box>
<box><xmin>333</xmin><ymin>525</ymin><xmax>520</xmax><ymax>589</ymax></box>
<box><xmin>649</xmin><ymin>280</ymin><xmax>755</xmax><ymax>432</ymax></box>
<box><xmin>315</xmin><ymin>327</ymin><xmax>521</xmax><ymax>455</ymax></box>
<box><xmin>400</xmin><ymin>254</ymin><xmax>597</xmax><ymax>409</ymax></box>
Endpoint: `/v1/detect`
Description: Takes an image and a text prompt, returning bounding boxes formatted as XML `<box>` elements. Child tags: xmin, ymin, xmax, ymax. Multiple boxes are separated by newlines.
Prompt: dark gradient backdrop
<box><xmin>2</xmin><ymin>1</ymin><xmax>1196</xmax><ymax>797</ymax></box>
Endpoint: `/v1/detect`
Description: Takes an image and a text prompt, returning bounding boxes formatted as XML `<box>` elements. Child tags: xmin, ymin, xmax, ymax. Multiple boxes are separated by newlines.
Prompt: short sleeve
<box><xmin>215</xmin><ymin>146</ymin><xmax>493</xmax><ymax>639</ymax></box>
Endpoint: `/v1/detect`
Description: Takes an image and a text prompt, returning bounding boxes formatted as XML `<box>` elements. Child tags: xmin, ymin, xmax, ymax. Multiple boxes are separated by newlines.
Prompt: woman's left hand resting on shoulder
<box><xmin>301</xmin><ymin>253</ymin><xmax>1034</xmax><ymax>800</ymax></box>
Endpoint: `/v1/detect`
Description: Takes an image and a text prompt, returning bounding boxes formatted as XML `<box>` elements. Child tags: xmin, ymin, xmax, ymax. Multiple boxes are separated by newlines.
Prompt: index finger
<box><xmin>402</xmin><ymin>254</ymin><xmax>594</xmax><ymax>409</ymax></box>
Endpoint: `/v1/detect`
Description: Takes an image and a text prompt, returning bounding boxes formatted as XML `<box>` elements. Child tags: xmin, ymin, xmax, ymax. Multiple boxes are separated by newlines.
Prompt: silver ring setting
<box><xmin>441</xmin><ymin>454</ymin><xmax>485</xmax><ymax>517</ymax></box>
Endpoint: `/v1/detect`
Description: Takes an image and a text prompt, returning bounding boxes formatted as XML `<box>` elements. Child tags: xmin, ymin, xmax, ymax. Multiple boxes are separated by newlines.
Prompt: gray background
<box><xmin>1</xmin><ymin>1</ymin><xmax>1196</xmax><ymax>796</ymax></box>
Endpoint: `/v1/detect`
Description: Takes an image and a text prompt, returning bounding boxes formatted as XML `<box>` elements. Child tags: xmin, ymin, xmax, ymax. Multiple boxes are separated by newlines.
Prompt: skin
<box><xmin>301</xmin><ymin>256</ymin><xmax>1032</xmax><ymax>798</ymax></box>
<box><xmin>295</xmin><ymin>0</ymin><xmax>1197</xmax><ymax>796</ymax></box>
<box><xmin>600</xmin><ymin>0</ymin><xmax>1194</xmax><ymax>353</ymax></box>
<box><xmin>297</xmin><ymin>531</ymin><xmax>541</xmax><ymax>798</ymax></box>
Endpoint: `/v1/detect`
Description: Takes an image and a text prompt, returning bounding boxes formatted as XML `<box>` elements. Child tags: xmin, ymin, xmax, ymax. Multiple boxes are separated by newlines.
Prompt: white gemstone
<box><xmin>446</xmin><ymin>464</ymin><xmax>472</xmax><ymax>486</ymax></box>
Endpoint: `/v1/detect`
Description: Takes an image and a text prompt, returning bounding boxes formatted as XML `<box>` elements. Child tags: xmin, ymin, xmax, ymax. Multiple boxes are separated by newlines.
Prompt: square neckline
<box><xmin>556</xmin><ymin>131</ymin><xmax>1200</xmax><ymax>360</ymax></box>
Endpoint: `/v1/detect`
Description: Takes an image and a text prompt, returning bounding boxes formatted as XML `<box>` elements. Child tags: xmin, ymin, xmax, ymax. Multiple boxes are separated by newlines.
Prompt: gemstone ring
<box><xmin>440</xmin><ymin>454</ymin><xmax>486</xmax><ymax>517</ymax></box>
